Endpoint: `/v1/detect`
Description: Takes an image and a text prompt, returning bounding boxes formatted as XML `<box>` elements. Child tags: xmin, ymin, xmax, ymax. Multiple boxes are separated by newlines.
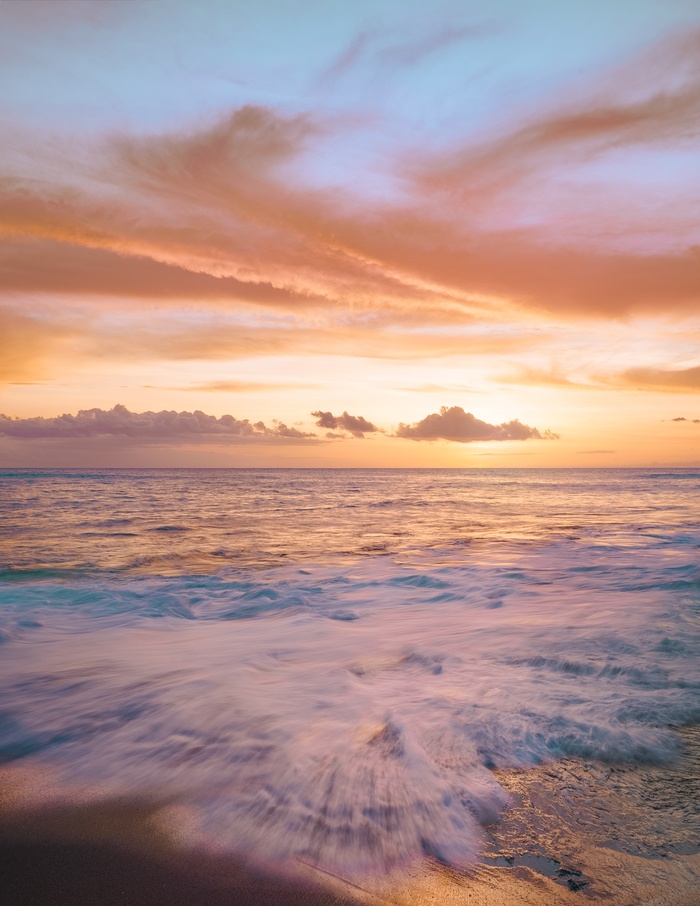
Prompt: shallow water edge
<box><xmin>1</xmin><ymin>726</ymin><xmax>698</xmax><ymax>904</ymax></box>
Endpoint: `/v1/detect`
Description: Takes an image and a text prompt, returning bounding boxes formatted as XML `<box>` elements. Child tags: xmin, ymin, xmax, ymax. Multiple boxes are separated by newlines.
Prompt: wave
<box><xmin>0</xmin><ymin>532</ymin><xmax>698</xmax><ymax>872</ymax></box>
<box><xmin>2</xmin><ymin>470</ymin><xmax>700</xmax><ymax>874</ymax></box>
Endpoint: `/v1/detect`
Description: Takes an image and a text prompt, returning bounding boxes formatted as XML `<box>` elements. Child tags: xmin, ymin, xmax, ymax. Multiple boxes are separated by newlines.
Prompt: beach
<box><xmin>3</xmin><ymin>0</ymin><xmax>700</xmax><ymax>898</ymax></box>
<box><xmin>1</xmin><ymin>468</ymin><xmax>698</xmax><ymax>903</ymax></box>
<box><xmin>1</xmin><ymin>730</ymin><xmax>698</xmax><ymax>904</ymax></box>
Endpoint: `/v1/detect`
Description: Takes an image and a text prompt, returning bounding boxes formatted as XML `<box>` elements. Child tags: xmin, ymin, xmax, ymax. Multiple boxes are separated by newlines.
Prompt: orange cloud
<box><xmin>0</xmin><ymin>289</ymin><xmax>537</xmax><ymax>387</ymax></box>
<box><xmin>119</xmin><ymin>320</ymin><xmax>535</xmax><ymax>363</ymax></box>
<box><xmin>1</xmin><ymin>28</ymin><xmax>698</xmax><ymax>384</ymax></box>
<box><xmin>619</xmin><ymin>365</ymin><xmax>700</xmax><ymax>391</ymax></box>
<box><xmin>421</xmin><ymin>51</ymin><xmax>700</xmax><ymax>199</ymax></box>
<box><xmin>417</xmin><ymin>29</ymin><xmax>700</xmax><ymax>195</ymax></box>
<box><xmin>497</xmin><ymin>366</ymin><xmax>591</xmax><ymax>389</ymax></box>
<box><xmin>0</xmin><ymin>235</ymin><xmax>319</xmax><ymax>307</ymax></box>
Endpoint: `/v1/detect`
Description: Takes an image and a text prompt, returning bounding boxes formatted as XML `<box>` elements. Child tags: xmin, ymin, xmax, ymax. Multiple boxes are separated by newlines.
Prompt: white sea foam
<box><xmin>1</xmin><ymin>522</ymin><xmax>699</xmax><ymax>870</ymax></box>
<box><xmin>1</xmin><ymin>468</ymin><xmax>699</xmax><ymax>871</ymax></box>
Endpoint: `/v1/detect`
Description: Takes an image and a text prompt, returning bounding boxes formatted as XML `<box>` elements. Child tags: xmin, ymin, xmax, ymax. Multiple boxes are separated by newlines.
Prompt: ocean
<box><xmin>1</xmin><ymin>468</ymin><xmax>699</xmax><ymax>898</ymax></box>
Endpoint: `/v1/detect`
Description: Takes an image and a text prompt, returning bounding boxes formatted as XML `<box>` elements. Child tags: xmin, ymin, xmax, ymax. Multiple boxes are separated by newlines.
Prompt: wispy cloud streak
<box><xmin>2</xmin><ymin>30</ymin><xmax>698</xmax><ymax>331</ymax></box>
<box><xmin>619</xmin><ymin>365</ymin><xmax>700</xmax><ymax>391</ymax></box>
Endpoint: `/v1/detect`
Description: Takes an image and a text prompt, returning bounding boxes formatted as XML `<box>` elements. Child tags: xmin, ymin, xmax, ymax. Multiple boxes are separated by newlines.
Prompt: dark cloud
<box><xmin>395</xmin><ymin>406</ymin><xmax>557</xmax><ymax>443</ymax></box>
<box><xmin>671</xmin><ymin>416</ymin><xmax>700</xmax><ymax>423</ymax></box>
<box><xmin>0</xmin><ymin>405</ymin><xmax>316</xmax><ymax>444</ymax></box>
<box><xmin>312</xmin><ymin>410</ymin><xmax>379</xmax><ymax>438</ymax></box>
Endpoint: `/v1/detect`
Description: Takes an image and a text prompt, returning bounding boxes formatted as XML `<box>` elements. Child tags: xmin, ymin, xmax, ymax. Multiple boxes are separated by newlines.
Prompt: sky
<box><xmin>1</xmin><ymin>0</ymin><xmax>699</xmax><ymax>467</ymax></box>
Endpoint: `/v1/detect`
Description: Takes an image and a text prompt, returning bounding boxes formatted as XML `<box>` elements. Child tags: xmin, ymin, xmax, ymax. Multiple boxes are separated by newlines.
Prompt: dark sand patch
<box><xmin>0</xmin><ymin>839</ymin><xmax>358</xmax><ymax>906</ymax></box>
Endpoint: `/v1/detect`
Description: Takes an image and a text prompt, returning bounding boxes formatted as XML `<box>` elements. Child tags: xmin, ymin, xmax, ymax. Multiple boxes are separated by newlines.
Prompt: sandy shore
<box><xmin>1</xmin><ymin>830</ymin><xmax>697</xmax><ymax>906</ymax></box>
<box><xmin>0</xmin><ymin>838</ymin><xmax>358</xmax><ymax>906</ymax></box>
<box><xmin>1</xmin><ymin>727</ymin><xmax>698</xmax><ymax>905</ymax></box>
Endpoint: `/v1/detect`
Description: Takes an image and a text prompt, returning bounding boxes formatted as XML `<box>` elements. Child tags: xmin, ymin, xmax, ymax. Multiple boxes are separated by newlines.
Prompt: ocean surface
<box><xmin>1</xmin><ymin>468</ymin><xmax>699</xmax><ymax>876</ymax></box>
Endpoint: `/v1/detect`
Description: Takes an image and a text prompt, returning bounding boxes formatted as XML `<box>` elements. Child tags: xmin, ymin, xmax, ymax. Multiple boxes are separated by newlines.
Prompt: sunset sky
<box><xmin>1</xmin><ymin>0</ymin><xmax>699</xmax><ymax>467</ymax></box>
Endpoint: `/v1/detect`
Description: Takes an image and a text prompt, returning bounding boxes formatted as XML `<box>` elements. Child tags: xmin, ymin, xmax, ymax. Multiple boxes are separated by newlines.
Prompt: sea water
<box><xmin>1</xmin><ymin>469</ymin><xmax>698</xmax><ymax>872</ymax></box>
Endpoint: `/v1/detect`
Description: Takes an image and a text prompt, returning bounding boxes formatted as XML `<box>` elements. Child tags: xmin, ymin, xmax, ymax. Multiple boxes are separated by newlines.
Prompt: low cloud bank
<box><xmin>312</xmin><ymin>410</ymin><xmax>379</xmax><ymax>438</ymax></box>
<box><xmin>0</xmin><ymin>405</ymin><xmax>315</xmax><ymax>443</ymax></box>
<box><xmin>396</xmin><ymin>406</ymin><xmax>558</xmax><ymax>442</ymax></box>
<box><xmin>0</xmin><ymin>404</ymin><xmax>559</xmax><ymax>448</ymax></box>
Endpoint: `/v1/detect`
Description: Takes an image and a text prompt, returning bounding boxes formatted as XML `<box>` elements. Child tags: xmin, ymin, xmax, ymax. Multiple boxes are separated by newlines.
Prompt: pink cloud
<box><xmin>395</xmin><ymin>406</ymin><xmax>557</xmax><ymax>442</ymax></box>
<box><xmin>0</xmin><ymin>405</ymin><xmax>316</xmax><ymax>443</ymax></box>
<box><xmin>0</xmin><ymin>28</ymin><xmax>698</xmax><ymax>402</ymax></box>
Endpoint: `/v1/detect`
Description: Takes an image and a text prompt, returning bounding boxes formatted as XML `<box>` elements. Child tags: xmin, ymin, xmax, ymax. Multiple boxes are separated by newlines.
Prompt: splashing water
<box><xmin>1</xmin><ymin>468</ymin><xmax>698</xmax><ymax>872</ymax></box>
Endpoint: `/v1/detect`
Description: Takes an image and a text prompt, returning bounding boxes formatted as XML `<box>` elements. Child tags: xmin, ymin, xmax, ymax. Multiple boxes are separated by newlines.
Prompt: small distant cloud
<box><xmin>312</xmin><ymin>410</ymin><xmax>380</xmax><ymax>438</ymax></box>
<box><xmin>0</xmin><ymin>405</ymin><xmax>317</xmax><ymax>444</ymax></box>
<box><xmin>395</xmin><ymin>406</ymin><xmax>558</xmax><ymax>443</ymax></box>
<box><xmin>671</xmin><ymin>416</ymin><xmax>700</xmax><ymax>423</ymax></box>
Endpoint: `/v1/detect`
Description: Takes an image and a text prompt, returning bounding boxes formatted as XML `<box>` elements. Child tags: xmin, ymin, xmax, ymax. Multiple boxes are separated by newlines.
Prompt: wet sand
<box><xmin>1</xmin><ymin>727</ymin><xmax>698</xmax><ymax>905</ymax></box>
<box><xmin>0</xmin><ymin>839</ymin><xmax>357</xmax><ymax>906</ymax></box>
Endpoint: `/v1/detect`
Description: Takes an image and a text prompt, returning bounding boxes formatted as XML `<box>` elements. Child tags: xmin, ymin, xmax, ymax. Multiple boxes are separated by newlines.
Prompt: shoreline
<box><xmin>1</xmin><ymin>823</ymin><xmax>697</xmax><ymax>906</ymax></box>
<box><xmin>1</xmin><ymin>727</ymin><xmax>698</xmax><ymax>905</ymax></box>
